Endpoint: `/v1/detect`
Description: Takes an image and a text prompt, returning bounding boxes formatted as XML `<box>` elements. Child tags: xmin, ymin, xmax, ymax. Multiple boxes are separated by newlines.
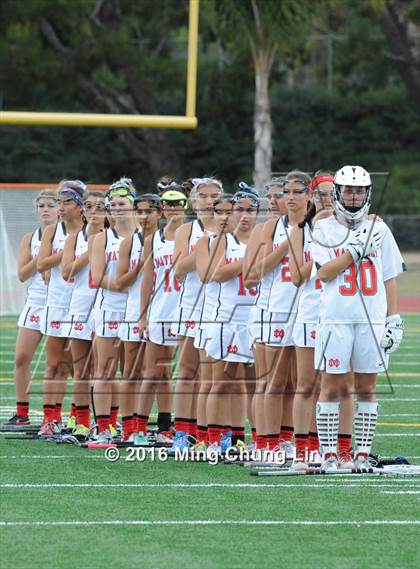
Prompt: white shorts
<box><xmin>94</xmin><ymin>309</ymin><xmax>124</xmax><ymax>338</ymax></box>
<box><xmin>293</xmin><ymin>322</ymin><xmax>317</xmax><ymax>349</ymax></box>
<box><xmin>40</xmin><ymin>307</ymin><xmax>69</xmax><ymax>337</ymax></box>
<box><xmin>266</xmin><ymin>311</ymin><xmax>296</xmax><ymax>347</ymax></box>
<box><xmin>248</xmin><ymin>306</ymin><xmax>271</xmax><ymax>348</ymax></box>
<box><xmin>18</xmin><ymin>304</ymin><xmax>45</xmax><ymax>332</ymax></box>
<box><xmin>205</xmin><ymin>322</ymin><xmax>254</xmax><ymax>364</ymax></box>
<box><xmin>63</xmin><ymin>313</ymin><xmax>95</xmax><ymax>341</ymax></box>
<box><xmin>315</xmin><ymin>322</ymin><xmax>389</xmax><ymax>374</ymax></box>
<box><xmin>148</xmin><ymin>321</ymin><xmax>178</xmax><ymax>346</ymax></box>
<box><xmin>119</xmin><ymin>321</ymin><xmax>145</xmax><ymax>343</ymax></box>
<box><xmin>193</xmin><ymin>321</ymin><xmax>218</xmax><ymax>351</ymax></box>
<box><xmin>173</xmin><ymin>306</ymin><xmax>201</xmax><ymax>338</ymax></box>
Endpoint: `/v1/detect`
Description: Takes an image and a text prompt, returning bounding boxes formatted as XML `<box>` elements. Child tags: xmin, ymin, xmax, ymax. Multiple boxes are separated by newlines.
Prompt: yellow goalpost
<box><xmin>0</xmin><ymin>0</ymin><xmax>199</xmax><ymax>130</ymax></box>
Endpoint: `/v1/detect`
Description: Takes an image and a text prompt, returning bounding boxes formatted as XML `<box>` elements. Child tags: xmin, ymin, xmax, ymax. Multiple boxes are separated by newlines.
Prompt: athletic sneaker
<box><xmin>338</xmin><ymin>451</ymin><xmax>355</xmax><ymax>470</ymax></box>
<box><xmin>308</xmin><ymin>450</ymin><xmax>322</xmax><ymax>467</ymax></box>
<box><xmin>89</xmin><ymin>429</ymin><xmax>113</xmax><ymax>445</ymax></box>
<box><xmin>132</xmin><ymin>431</ymin><xmax>150</xmax><ymax>446</ymax></box>
<box><xmin>66</xmin><ymin>415</ymin><xmax>77</xmax><ymax>431</ymax></box>
<box><xmin>221</xmin><ymin>431</ymin><xmax>232</xmax><ymax>453</ymax></box>
<box><xmin>168</xmin><ymin>431</ymin><xmax>191</xmax><ymax>455</ymax></box>
<box><xmin>38</xmin><ymin>420</ymin><xmax>61</xmax><ymax>437</ymax></box>
<box><xmin>4</xmin><ymin>414</ymin><xmax>30</xmax><ymax>426</ymax></box>
<box><xmin>280</xmin><ymin>441</ymin><xmax>296</xmax><ymax>460</ymax></box>
<box><xmin>354</xmin><ymin>454</ymin><xmax>371</xmax><ymax>472</ymax></box>
<box><xmin>191</xmin><ymin>440</ymin><xmax>207</xmax><ymax>453</ymax></box>
<box><xmin>321</xmin><ymin>454</ymin><xmax>339</xmax><ymax>473</ymax></box>
<box><xmin>72</xmin><ymin>424</ymin><xmax>91</xmax><ymax>439</ymax></box>
<box><xmin>156</xmin><ymin>430</ymin><xmax>173</xmax><ymax>445</ymax></box>
<box><xmin>291</xmin><ymin>448</ymin><xmax>308</xmax><ymax>471</ymax></box>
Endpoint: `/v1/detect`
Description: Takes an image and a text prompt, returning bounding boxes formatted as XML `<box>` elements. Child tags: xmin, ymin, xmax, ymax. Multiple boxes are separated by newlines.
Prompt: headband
<box><xmin>192</xmin><ymin>178</ymin><xmax>223</xmax><ymax>192</ymax></box>
<box><xmin>308</xmin><ymin>174</ymin><xmax>334</xmax><ymax>192</ymax></box>
<box><xmin>58</xmin><ymin>188</ymin><xmax>84</xmax><ymax>207</ymax></box>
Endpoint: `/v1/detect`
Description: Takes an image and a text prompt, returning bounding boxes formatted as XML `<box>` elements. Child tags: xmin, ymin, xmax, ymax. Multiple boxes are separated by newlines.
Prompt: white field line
<box><xmin>380</xmin><ymin>491</ymin><xmax>420</xmax><ymax>495</ymax></box>
<box><xmin>1</xmin><ymin>519</ymin><xmax>419</xmax><ymax>527</ymax></box>
<box><xmin>378</xmin><ymin>398</ymin><xmax>420</xmax><ymax>402</ymax></box>
<box><xmin>1</xmin><ymin>483</ymin><xmax>420</xmax><ymax>489</ymax></box>
<box><xmin>375</xmin><ymin>433</ymin><xmax>419</xmax><ymax>437</ymax></box>
<box><xmin>381</xmin><ymin>414</ymin><xmax>420</xmax><ymax>417</ymax></box>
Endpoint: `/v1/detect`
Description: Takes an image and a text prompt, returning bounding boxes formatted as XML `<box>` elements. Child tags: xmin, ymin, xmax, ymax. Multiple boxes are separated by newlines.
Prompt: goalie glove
<box><xmin>380</xmin><ymin>314</ymin><xmax>404</xmax><ymax>354</ymax></box>
<box><xmin>347</xmin><ymin>226</ymin><xmax>386</xmax><ymax>263</ymax></box>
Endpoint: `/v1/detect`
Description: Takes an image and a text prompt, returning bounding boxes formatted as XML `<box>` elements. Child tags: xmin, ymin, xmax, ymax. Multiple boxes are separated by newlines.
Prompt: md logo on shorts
<box><xmin>310</xmin><ymin>329</ymin><xmax>316</xmax><ymax>340</ymax></box>
<box><xmin>328</xmin><ymin>358</ymin><xmax>340</xmax><ymax>368</ymax></box>
<box><xmin>107</xmin><ymin>322</ymin><xmax>118</xmax><ymax>330</ymax></box>
<box><xmin>30</xmin><ymin>314</ymin><xmax>40</xmax><ymax>323</ymax></box>
<box><xmin>133</xmin><ymin>326</ymin><xmax>140</xmax><ymax>334</ymax></box>
<box><xmin>74</xmin><ymin>322</ymin><xmax>84</xmax><ymax>332</ymax></box>
<box><xmin>274</xmin><ymin>329</ymin><xmax>285</xmax><ymax>339</ymax></box>
<box><xmin>185</xmin><ymin>320</ymin><xmax>196</xmax><ymax>330</ymax></box>
<box><xmin>51</xmin><ymin>321</ymin><xmax>61</xmax><ymax>329</ymax></box>
<box><xmin>227</xmin><ymin>344</ymin><xmax>238</xmax><ymax>354</ymax></box>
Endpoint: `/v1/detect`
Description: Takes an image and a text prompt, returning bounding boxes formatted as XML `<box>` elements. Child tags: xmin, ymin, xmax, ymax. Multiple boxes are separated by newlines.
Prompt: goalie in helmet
<box><xmin>312</xmin><ymin>165</ymin><xmax>405</xmax><ymax>472</ymax></box>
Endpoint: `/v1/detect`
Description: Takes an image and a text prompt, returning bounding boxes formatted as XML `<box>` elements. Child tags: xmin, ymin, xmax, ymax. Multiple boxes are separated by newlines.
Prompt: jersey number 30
<box><xmin>339</xmin><ymin>262</ymin><xmax>377</xmax><ymax>296</ymax></box>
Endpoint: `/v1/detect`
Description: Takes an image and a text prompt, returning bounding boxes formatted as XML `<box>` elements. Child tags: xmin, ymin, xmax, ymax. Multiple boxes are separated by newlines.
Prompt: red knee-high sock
<box><xmin>266</xmin><ymin>434</ymin><xmax>279</xmax><ymax>450</ymax></box>
<box><xmin>137</xmin><ymin>415</ymin><xmax>148</xmax><ymax>434</ymax></box>
<box><xmin>308</xmin><ymin>432</ymin><xmax>320</xmax><ymax>452</ymax></box>
<box><xmin>122</xmin><ymin>416</ymin><xmax>134</xmax><ymax>436</ymax></box>
<box><xmin>97</xmin><ymin>415</ymin><xmax>110</xmax><ymax>433</ymax></box>
<box><xmin>338</xmin><ymin>434</ymin><xmax>352</xmax><ymax>454</ymax></box>
<box><xmin>208</xmin><ymin>425</ymin><xmax>223</xmax><ymax>445</ymax></box>
<box><xmin>17</xmin><ymin>402</ymin><xmax>29</xmax><ymax>418</ymax></box>
<box><xmin>197</xmin><ymin>425</ymin><xmax>208</xmax><ymax>443</ymax></box>
<box><xmin>256</xmin><ymin>434</ymin><xmax>266</xmax><ymax>449</ymax></box>
<box><xmin>76</xmin><ymin>405</ymin><xmax>90</xmax><ymax>427</ymax></box>
<box><xmin>280</xmin><ymin>425</ymin><xmax>294</xmax><ymax>443</ymax></box>
<box><xmin>43</xmin><ymin>405</ymin><xmax>55</xmax><ymax>422</ymax></box>
<box><xmin>54</xmin><ymin>403</ymin><xmax>62</xmax><ymax>423</ymax></box>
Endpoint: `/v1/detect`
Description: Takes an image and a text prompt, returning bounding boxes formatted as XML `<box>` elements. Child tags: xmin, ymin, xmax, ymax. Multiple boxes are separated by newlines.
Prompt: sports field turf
<box><xmin>0</xmin><ymin>314</ymin><xmax>419</xmax><ymax>569</ymax></box>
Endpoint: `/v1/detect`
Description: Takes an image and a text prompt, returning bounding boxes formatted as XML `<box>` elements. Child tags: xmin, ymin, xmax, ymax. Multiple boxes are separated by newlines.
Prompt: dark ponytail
<box><xmin>298</xmin><ymin>201</ymin><xmax>316</xmax><ymax>228</ymax></box>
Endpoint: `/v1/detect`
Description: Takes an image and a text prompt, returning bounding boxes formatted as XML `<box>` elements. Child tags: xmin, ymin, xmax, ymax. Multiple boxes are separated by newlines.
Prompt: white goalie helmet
<box><xmin>333</xmin><ymin>165</ymin><xmax>372</xmax><ymax>222</ymax></box>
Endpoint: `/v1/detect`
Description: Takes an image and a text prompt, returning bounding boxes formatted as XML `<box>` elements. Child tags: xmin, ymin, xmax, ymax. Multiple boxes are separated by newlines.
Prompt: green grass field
<box><xmin>0</xmin><ymin>315</ymin><xmax>419</xmax><ymax>569</ymax></box>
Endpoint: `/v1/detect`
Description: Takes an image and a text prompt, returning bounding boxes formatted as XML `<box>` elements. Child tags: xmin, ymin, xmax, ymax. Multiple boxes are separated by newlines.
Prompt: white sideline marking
<box><xmin>380</xmin><ymin>491</ymin><xmax>420</xmax><ymax>495</ymax></box>
<box><xmin>381</xmin><ymin>414</ymin><xmax>420</xmax><ymax>417</ymax></box>
<box><xmin>1</xmin><ymin>483</ymin><xmax>420</xmax><ymax>489</ymax></box>
<box><xmin>378</xmin><ymin>398</ymin><xmax>420</xmax><ymax>402</ymax></box>
<box><xmin>0</xmin><ymin>455</ymin><xmax>104</xmax><ymax>460</ymax></box>
<box><xmin>375</xmin><ymin>434</ymin><xmax>419</xmax><ymax>437</ymax></box>
<box><xmin>1</xmin><ymin>519</ymin><xmax>419</xmax><ymax>527</ymax></box>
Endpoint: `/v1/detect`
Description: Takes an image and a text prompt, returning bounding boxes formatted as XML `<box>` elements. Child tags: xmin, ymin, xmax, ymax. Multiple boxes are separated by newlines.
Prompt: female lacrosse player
<box><xmin>252</xmin><ymin>171</ymin><xmax>311</xmax><ymax>454</ymax></box>
<box><xmin>116</xmin><ymin>194</ymin><xmax>161</xmax><ymax>441</ymax></box>
<box><xmin>313</xmin><ymin>165</ymin><xmax>405</xmax><ymax>472</ymax></box>
<box><xmin>192</xmin><ymin>193</ymin><xmax>235</xmax><ymax>450</ymax></box>
<box><xmin>243</xmin><ymin>178</ymin><xmax>286</xmax><ymax>450</ymax></box>
<box><xmin>37</xmin><ymin>181</ymin><xmax>86</xmax><ymax>436</ymax></box>
<box><xmin>172</xmin><ymin>178</ymin><xmax>222</xmax><ymax>446</ymax></box>
<box><xmin>61</xmin><ymin>191</ymin><xmax>107</xmax><ymax>437</ymax></box>
<box><xmin>89</xmin><ymin>178</ymin><xmax>136</xmax><ymax>444</ymax></box>
<box><xmin>5</xmin><ymin>190</ymin><xmax>59</xmax><ymax>426</ymax></box>
<box><xmin>205</xmin><ymin>185</ymin><xmax>259</xmax><ymax>453</ymax></box>
<box><xmin>135</xmin><ymin>189</ymin><xmax>187</xmax><ymax>443</ymax></box>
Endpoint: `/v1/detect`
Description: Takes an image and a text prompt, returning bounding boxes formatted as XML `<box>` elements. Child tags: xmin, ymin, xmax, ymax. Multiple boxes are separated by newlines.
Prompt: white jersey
<box><xmin>212</xmin><ymin>233</ymin><xmax>258</xmax><ymax>324</ymax></box>
<box><xmin>295</xmin><ymin>223</ymin><xmax>322</xmax><ymax>324</ymax></box>
<box><xmin>125</xmin><ymin>230</ymin><xmax>144</xmax><ymax>321</ymax></box>
<box><xmin>46</xmin><ymin>222</ymin><xmax>74</xmax><ymax>309</ymax></box>
<box><xmin>25</xmin><ymin>228</ymin><xmax>47</xmax><ymax>307</ymax></box>
<box><xmin>267</xmin><ymin>215</ymin><xmax>299</xmax><ymax>314</ymax></box>
<box><xmin>312</xmin><ymin>216</ymin><xmax>405</xmax><ymax>324</ymax></box>
<box><xmin>148</xmin><ymin>228</ymin><xmax>181</xmax><ymax>323</ymax></box>
<box><xmin>198</xmin><ymin>235</ymin><xmax>219</xmax><ymax>326</ymax></box>
<box><xmin>98</xmin><ymin>228</ymin><xmax>128</xmax><ymax>313</ymax></box>
<box><xmin>68</xmin><ymin>227</ymin><xmax>97</xmax><ymax>316</ymax></box>
<box><xmin>178</xmin><ymin>219</ymin><xmax>206</xmax><ymax>314</ymax></box>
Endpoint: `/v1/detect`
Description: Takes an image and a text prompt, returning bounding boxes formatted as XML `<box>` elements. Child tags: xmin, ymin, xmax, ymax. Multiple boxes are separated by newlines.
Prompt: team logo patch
<box><xmin>133</xmin><ymin>326</ymin><xmax>140</xmax><ymax>334</ymax></box>
<box><xmin>274</xmin><ymin>329</ymin><xmax>285</xmax><ymax>339</ymax></box>
<box><xmin>51</xmin><ymin>321</ymin><xmax>60</xmax><ymax>329</ymax></box>
<box><xmin>185</xmin><ymin>320</ymin><xmax>196</xmax><ymax>330</ymax></box>
<box><xmin>227</xmin><ymin>344</ymin><xmax>238</xmax><ymax>354</ymax></box>
<box><xmin>74</xmin><ymin>322</ymin><xmax>84</xmax><ymax>332</ymax></box>
<box><xmin>328</xmin><ymin>358</ymin><xmax>340</xmax><ymax>368</ymax></box>
<box><xmin>107</xmin><ymin>322</ymin><xmax>118</xmax><ymax>330</ymax></box>
<box><xmin>30</xmin><ymin>314</ymin><xmax>40</xmax><ymax>324</ymax></box>
<box><xmin>310</xmin><ymin>329</ymin><xmax>316</xmax><ymax>340</ymax></box>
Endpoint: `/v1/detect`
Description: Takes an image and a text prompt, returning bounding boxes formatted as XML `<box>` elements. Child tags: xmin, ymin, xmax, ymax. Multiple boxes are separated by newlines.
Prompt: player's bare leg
<box><xmin>120</xmin><ymin>341</ymin><xmax>145</xmax><ymax>440</ymax></box>
<box><xmin>196</xmin><ymin>348</ymin><xmax>213</xmax><ymax>445</ymax></box>
<box><xmin>69</xmin><ymin>338</ymin><xmax>92</xmax><ymax>430</ymax></box>
<box><xmin>207</xmin><ymin>359</ymin><xmax>239</xmax><ymax>450</ymax></box>
<box><xmin>42</xmin><ymin>336</ymin><xmax>72</xmax><ymax>427</ymax></box>
<box><xmin>12</xmin><ymin>327</ymin><xmax>43</xmax><ymax>423</ymax></box>
<box><xmin>173</xmin><ymin>336</ymin><xmax>200</xmax><ymax>438</ymax></box>
<box><xmin>245</xmin><ymin>363</ymin><xmax>256</xmax><ymax>445</ymax></box>
<box><xmin>92</xmin><ymin>337</ymin><xmax>121</xmax><ymax>436</ymax></box>
<box><xmin>253</xmin><ymin>342</ymin><xmax>269</xmax><ymax>449</ymax></box>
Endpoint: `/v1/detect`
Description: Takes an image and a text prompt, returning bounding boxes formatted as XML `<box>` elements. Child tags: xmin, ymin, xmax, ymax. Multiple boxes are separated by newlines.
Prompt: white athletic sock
<box><xmin>316</xmin><ymin>401</ymin><xmax>340</xmax><ymax>458</ymax></box>
<box><xmin>354</xmin><ymin>400</ymin><xmax>379</xmax><ymax>458</ymax></box>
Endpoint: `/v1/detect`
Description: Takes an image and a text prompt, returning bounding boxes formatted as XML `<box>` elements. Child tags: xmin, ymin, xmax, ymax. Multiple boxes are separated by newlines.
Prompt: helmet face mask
<box><xmin>333</xmin><ymin>165</ymin><xmax>372</xmax><ymax>223</ymax></box>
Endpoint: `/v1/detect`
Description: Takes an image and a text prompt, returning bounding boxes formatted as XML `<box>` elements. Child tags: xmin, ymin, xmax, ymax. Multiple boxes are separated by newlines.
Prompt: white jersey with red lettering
<box><xmin>295</xmin><ymin>223</ymin><xmax>323</xmax><ymax>325</ymax></box>
<box><xmin>68</xmin><ymin>227</ymin><xmax>97</xmax><ymax>317</ymax></box>
<box><xmin>46</xmin><ymin>221</ymin><xmax>74</xmax><ymax>309</ymax></box>
<box><xmin>312</xmin><ymin>216</ymin><xmax>405</xmax><ymax>324</ymax></box>
<box><xmin>212</xmin><ymin>232</ymin><xmax>258</xmax><ymax>324</ymax></box>
<box><xmin>193</xmin><ymin>234</ymin><xmax>218</xmax><ymax>350</ymax></box>
<box><xmin>25</xmin><ymin>228</ymin><xmax>48</xmax><ymax>307</ymax></box>
<box><xmin>124</xmin><ymin>230</ymin><xmax>144</xmax><ymax>322</ymax></box>
<box><xmin>98</xmin><ymin>227</ymin><xmax>128</xmax><ymax>313</ymax></box>
<box><xmin>148</xmin><ymin>228</ymin><xmax>181</xmax><ymax>344</ymax></box>
<box><xmin>267</xmin><ymin>215</ymin><xmax>300</xmax><ymax>314</ymax></box>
